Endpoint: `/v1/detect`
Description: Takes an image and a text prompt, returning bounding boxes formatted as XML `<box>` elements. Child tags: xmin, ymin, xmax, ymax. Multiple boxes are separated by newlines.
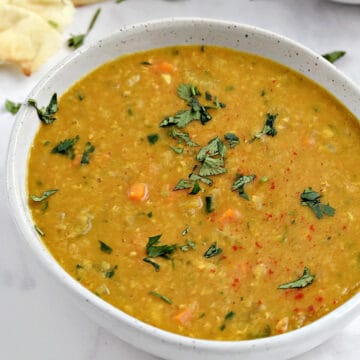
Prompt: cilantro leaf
<box><xmin>250</xmin><ymin>113</ymin><xmax>278</xmax><ymax>142</ymax></box>
<box><xmin>199</xmin><ymin>156</ymin><xmax>226</xmax><ymax>177</ymax></box>
<box><xmin>205</xmin><ymin>195</ymin><xmax>214</xmax><ymax>213</ymax></box>
<box><xmin>5</xmin><ymin>100</ymin><xmax>21</xmax><ymax>115</ymax></box>
<box><xmin>300</xmin><ymin>188</ymin><xmax>335</xmax><ymax>219</ymax></box>
<box><xmin>81</xmin><ymin>142</ymin><xmax>95</xmax><ymax>165</ymax></box>
<box><xmin>28</xmin><ymin>93</ymin><xmax>58</xmax><ymax>124</ymax></box>
<box><xmin>204</xmin><ymin>242</ymin><xmax>222</xmax><ymax>258</ymax></box>
<box><xmin>177</xmin><ymin>84</ymin><xmax>200</xmax><ymax>102</ymax></box>
<box><xmin>322</xmin><ymin>51</ymin><xmax>346</xmax><ymax>64</ymax></box>
<box><xmin>189</xmin><ymin>181</ymin><xmax>201</xmax><ymax>195</ymax></box>
<box><xmin>105</xmin><ymin>265</ymin><xmax>118</xmax><ymax>278</ymax></box>
<box><xmin>51</xmin><ymin>135</ymin><xmax>79</xmax><ymax>159</ymax></box>
<box><xmin>143</xmin><ymin>257</ymin><xmax>160</xmax><ymax>272</ymax></box>
<box><xmin>196</xmin><ymin>136</ymin><xmax>226</xmax><ymax>162</ymax></box>
<box><xmin>170</xmin><ymin>146</ymin><xmax>183</xmax><ymax>154</ymax></box>
<box><xmin>68</xmin><ymin>8</ymin><xmax>101</xmax><ymax>49</ymax></box>
<box><xmin>30</xmin><ymin>189</ymin><xmax>58</xmax><ymax>202</ymax></box>
<box><xmin>232</xmin><ymin>174</ymin><xmax>256</xmax><ymax>200</ymax></box>
<box><xmin>99</xmin><ymin>240</ymin><xmax>113</xmax><ymax>254</ymax></box>
<box><xmin>179</xmin><ymin>239</ymin><xmax>197</xmax><ymax>252</ymax></box>
<box><xmin>188</xmin><ymin>173</ymin><xmax>213</xmax><ymax>186</ymax></box>
<box><xmin>277</xmin><ymin>267</ymin><xmax>315</xmax><ymax>289</ymax></box>
<box><xmin>169</xmin><ymin>127</ymin><xmax>199</xmax><ymax>147</ymax></box>
<box><xmin>160</xmin><ymin>110</ymin><xmax>194</xmax><ymax>128</ymax></box>
<box><xmin>149</xmin><ymin>291</ymin><xmax>173</xmax><ymax>304</ymax></box>
<box><xmin>174</xmin><ymin>179</ymin><xmax>194</xmax><ymax>191</ymax></box>
<box><xmin>147</xmin><ymin>133</ymin><xmax>159</xmax><ymax>144</ymax></box>
<box><xmin>224</xmin><ymin>133</ymin><xmax>240</xmax><ymax>148</ymax></box>
<box><xmin>145</xmin><ymin>234</ymin><xmax>176</xmax><ymax>259</ymax></box>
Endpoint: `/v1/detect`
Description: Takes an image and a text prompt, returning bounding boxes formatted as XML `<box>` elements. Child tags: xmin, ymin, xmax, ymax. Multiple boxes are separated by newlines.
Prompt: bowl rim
<box><xmin>6</xmin><ymin>16</ymin><xmax>360</xmax><ymax>356</ymax></box>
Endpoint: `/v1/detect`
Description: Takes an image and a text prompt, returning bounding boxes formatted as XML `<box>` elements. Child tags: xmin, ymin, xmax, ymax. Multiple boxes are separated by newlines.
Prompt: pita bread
<box><xmin>0</xmin><ymin>0</ymin><xmax>75</xmax><ymax>31</ymax></box>
<box><xmin>0</xmin><ymin>4</ymin><xmax>62</xmax><ymax>75</ymax></box>
<box><xmin>72</xmin><ymin>0</ymin><xmax>106</xmax><ymax>6</ymax></box>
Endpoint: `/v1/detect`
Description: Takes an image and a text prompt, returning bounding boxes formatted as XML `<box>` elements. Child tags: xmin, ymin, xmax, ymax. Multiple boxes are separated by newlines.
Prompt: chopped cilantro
<box><xmin>170</xmin><ymin>146</ymin><xmax>184</xmax><ymax>154</ymax></box>
<box><xmin>232</xmin><ymin>174</ymin><xmax>256</xmax><ymax>200</ymax></box>
<box><xmin>322</xmin><ymin>51</ymin><xmax>346</xmax><ymax>64</ymax></box>
<box><xmin>81</xmin><ymin>142</ymin><xmax>95</xmax><ymax>165</ymax></box>
<box><xmin>147</xmin><ymin>133</ymin><xmax>159</xmax><ymax>144</ymax></box>
<box><xmin>205</xmin><ymin>195</ymin><xmax>214</xmax><ymax>213</ymax></box>
<box><xmin>179</xmin><ymin>239</ymin><xmax>197</xmax><ymax>252</ymax></box>
<box><xmin>174</xmin><ymin>179</ymin><xmax>194</xmax><ymax>191</ymax></box>
<box><xmin>250</xmin><ymin>113</ymin><xmax>278</xmax><ymax>142</ymax></box>
<box><xmin>224</xmin><ymin>133</ymin><xmax>240</xmax><ymax>148</ymax></box>
<box><xmin>105</xmin><ymin>265</ymin><xmax>118</xmax><ymax>278</ymax></box>
<box><xmin>143</xmin><ymin>257</ymin><xmax>160</xmax><ymax>272</ymax></box>
<box><xmin>34</xmin><ymin>224</ymin><xmax>45</xmax><ymax>236</ymax></box>
<box><xmin>225</xmin><ymin>311</ymin><xmax>235</xmax><ymax>320</ymax></box>
<box><xmin>182</xmin><ymin>226</ymin><xmax>190</xmax><ymax>236</ymax></box>
<box><xmin>169</xmin><ymin>127</ymin><xmax>199</xmax><ymax>147</ymax></box>
<box><xmin>278</xmin><ymin>267</ymin><xmax>315</xmax><ymax>289</ymax></box>
<box><xmin>143</xmin><ymin>235</ymin><xmax>177</xmax><ymax>270</ymax></box>
<box><xmin>197</xmin><ymin>136</ymin><xmax>226</xmax><ymax>161</ymax></box>
<box><xmin>149</xmin><ymin>291</ymin><xmax>172</xmax><ymax>304</ymax></box>
<box><xmin>28</xmin><ymin>93</ymin><xmax>58</xmax><ymax>124</ymax></box>
<box><xmin>68</xmin><ymin>8</ymin><xmax>101</xmax><ymax>49</ymax></box>
<box><xmin>147</xmin><ymin>211</ymin><xmax>153</xmax><ymax>218</ymax></box>
<box><xmin>300</xmin><ymin>188</ymin><xmax>335</xmax><ymax>219</ymax></box>
<box><xmin>5</xmin><ymin>100</ymin><xmax>21</xmax><ymax>115</ymax></box>
<box><xmin>30</xmin><ymin>189</ymin><xmax>58</xmax><ymax>202</ymax></box>
<box><xmin>188</xmin><ymin>173</ymin><xmax>213</xmax><ymax>186</ymax></box>
<box><xmin>99</xmin><ymin>240</ymin><xmax>113</xmax><ymax>254</ymax></box>
<box><xmin>204</xmin><ymin>242</ymin><xmax>222</xmax><ymax>258</ymax></box>
<box><xmin>189</xmin><ymin>181</ymin><xmax>201</xmax><ymax>195</ymax></box>
<box><xmin>51</xmin><ymin>135</ymin><xmax>79</xmax><ymax>159</ymax></box>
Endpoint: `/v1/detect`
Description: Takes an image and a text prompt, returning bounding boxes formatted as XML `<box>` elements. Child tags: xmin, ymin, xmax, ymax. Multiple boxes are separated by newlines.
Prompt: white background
<box><xmin>0</xmin><ymin>0</ymin><xmax>360</xmax><ymax>359</ymax></box>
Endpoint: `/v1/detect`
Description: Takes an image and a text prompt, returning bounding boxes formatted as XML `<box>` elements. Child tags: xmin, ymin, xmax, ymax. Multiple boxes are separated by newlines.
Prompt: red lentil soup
<box><xmin>27</xmin><ymin>45</ymin><xmax>360</xmax><ymax>340</ymax></box>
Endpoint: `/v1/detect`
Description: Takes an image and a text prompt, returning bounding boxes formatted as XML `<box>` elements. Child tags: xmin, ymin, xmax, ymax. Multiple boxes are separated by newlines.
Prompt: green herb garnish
<box><xmin>145</xmin><ymin>234</ymin><xmax>177</xmax><ymax>258</ymax></box>
<box><xmin>147</xmin><ymin>133</ymin><xmax>159</xmax><ymax>144</ymax></box>
<box><xmin>300</xmin><ymin>188</ymin><xmax>335</xmax><ymax>219</ymax></box>
<box><xmin>99</xmin><ymin>240</ymin><xmax>113</xmax><ymax>254</ymax></box>
<box><xmin>28</xmin><ymin>93</ymin><xmax>58</xmax><ymax>124</ymax></box>
<box><xmin>170</xmin><ymin>146</ymin><xmax>184</xmax><ymax>154</ymax></box>
<box><xmin>205</xmin><ymin>195</ymin><xmax>214</xmax><ymax>213</ymax></box>
<box><xmin>250</xmin><ymin>113</ymin><xmax>278</xmax><ymax>142</ymax></box>
<box><xmin>81</xmin><ymin>142</ymin><xmax>95</xmax><ymax>165</ymax></box>
<box><xmin>180</xmin><ymin>239</ymin><xmax>196</xmax><ymax>252</ymax></box>
<box><xmin>204</xmin><ymin>242</ymin><xmax>222</xmax><ymax>258</ymax></box>
<box><xmin>322</xmin><ymin>51</ymin><xmax>346</xmax><ymax>64</ymax></box>
<box><xmin>143</xmin><ymin>258</ymin><xmax>160</xmax><ymax>272</ymax></box>
<box><xmin>224</xmin><ymin>133</ymin><xmax>240</xmax><ymax>148</ymax></box>
<box><xmin>67</xmin><ymin>8</ymin><xmax>101</xmax><ymax>49</ymax></box>
<box><xmin>5</xmin><ymin>100</ymin><xmax>21</xmax><ymax>115</ymax></box>
<box><xmin>149</xmin><ymin>291</ymin><xmax>172</xmax><ymax>304</ymax></box>
<box><xmin>169</xmin><ymin>127</ymin><xmax>199</xmax><ymax>147</ymax></box>
<box><xmin>232</xmin><ymin>174</ymin><xmax>256</xmax><ymax>200</ymax></box>
<box><xmin>30</xmin><ymin>189</ymin><xmax>58</xmax><ymax>202</ymax></box>
<box><xmin>160</xmin><ymin>84</ymin><xmax>225</xmax><ymax>128</ymax></box>
<box><xmin>225</xmin><ymin>311</ymin><xmax>235</xmax><ymax>320</ymax></box>
<box><xmin>182</xmin><ymin>226</ymin><xmax>190</xmax><ymax>236</ymax></box>
<box><xmin>105</xmin><ymin>265</ymin><xmax>118</xmax><ymax>278</ymax></box>
<box><xmin>51</xmin><ymin>135</ymin><xmax>79</xmax><ymax>159</ymax></box>
<box><xmin>277</xmin><ymin>267</ymin><xmax>315</xmax><ymax>289</ymax></box>
<box><xmin>189</xmin><ymin>173</ymin><xmax>213</xmax><ymax>186</ymax></box>
<box><xmin>34</xmin><ymin>225</ymin><xmax>45</xmax><ymax>236</ymax></box>
<box><xmin>174</xmin><ymin>179</ymin><xmax>194</xmax><ymax>191</ymax></box>
<box><xmin>189</xmin><ymin>181</ymin><xmax>201</xmax><ymax>195</ymax></box>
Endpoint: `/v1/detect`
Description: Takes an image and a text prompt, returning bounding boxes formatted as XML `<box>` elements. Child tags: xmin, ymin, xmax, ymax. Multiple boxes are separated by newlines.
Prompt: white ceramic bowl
<box><xmin>6</xmin><ymin>18</ymin><xmax>360</xmax><ymax>360</ymax></box>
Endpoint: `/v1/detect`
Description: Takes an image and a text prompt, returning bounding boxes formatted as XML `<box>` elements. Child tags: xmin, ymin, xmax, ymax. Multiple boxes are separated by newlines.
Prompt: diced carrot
<box><xmin>173</xmin><ymin>302</ymin><xmax>198</xmax><ymax>325</ymax></box>
<box><xmin>128</xmin><ymin>183</ymin><xmax>149</xmax><ymax>201</ymax></box>
<box><xmin>217</xmin><ymin>208</ymin><xmax>240</xmax><ymax>224</ymax></box>
<box><xmin>152</xmin><ymin>61</ymin><xmax>175</xmax><ymax>74</ymax></box>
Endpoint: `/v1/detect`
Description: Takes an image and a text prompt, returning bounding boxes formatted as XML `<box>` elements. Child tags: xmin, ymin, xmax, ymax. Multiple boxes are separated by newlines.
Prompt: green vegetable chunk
<box><xmin>277</xmin><ymin>267</ymin><xmax>315</xmax><ymax>289</ymax></box>
<box><xmin>28</xmin><ymin>93</ymin><xmax>58</xmax><ymax>124</ymax></box>
<box><xmin>300</xmin><ymin>188</ymin><xmax>335</xmax><ymax>219</ymax></box>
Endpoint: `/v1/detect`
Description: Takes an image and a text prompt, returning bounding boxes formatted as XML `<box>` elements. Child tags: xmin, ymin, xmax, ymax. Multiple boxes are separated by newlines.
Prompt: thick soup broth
<box><xmin>28</xmin><ymin>46</ymin><xmax>360</xmax><ymax>340</ymax></box>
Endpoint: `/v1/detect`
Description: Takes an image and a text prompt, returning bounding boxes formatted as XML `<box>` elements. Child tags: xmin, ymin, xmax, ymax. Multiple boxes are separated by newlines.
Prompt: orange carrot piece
<box><xmin>128</xmin><ymin>183</ymin><xmax>149</xmax><ymax>201</ymax></box>
<box><xmin>153</xmin><ymin>61</ymin><xmax>175</xmax><ymax>74</ymax></box>
<box><xmin>173</xmin><ymin>302</ymin><xmax>198</xmax><ymax>325</ymax></box>
<box><xmin>217</xmin><ymin>208</ymin><xmax>240</xmax><ymax>224</ymax></box>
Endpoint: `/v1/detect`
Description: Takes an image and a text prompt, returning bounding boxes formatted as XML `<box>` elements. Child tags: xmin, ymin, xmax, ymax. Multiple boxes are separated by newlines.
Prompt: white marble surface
<box><xmin>1</xmin><ymin>0</ymin><xmax>360</xmax><ymax>359</ymax></box>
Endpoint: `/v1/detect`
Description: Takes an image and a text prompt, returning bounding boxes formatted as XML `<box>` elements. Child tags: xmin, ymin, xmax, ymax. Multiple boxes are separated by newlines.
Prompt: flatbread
<box><xmin>72</xmin><ymin>0</ymin><xmax>106</xmax><ymax>6</ymax></box>
<box><xmin>0</xmin><ymin>0</ymin><xmax>75</xmax><ymax>31</ymax></box>
<box><xmin>0</xmin><ymin>4</ymin><xmax>62</xmax><ymax>75</ymax></box>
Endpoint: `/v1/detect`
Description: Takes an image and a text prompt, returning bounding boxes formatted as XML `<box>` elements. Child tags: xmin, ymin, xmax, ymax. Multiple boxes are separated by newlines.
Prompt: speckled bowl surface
<box><xmin>6</xmin><ymin>18</ymin><xmax>360</xmax><ymax>360</ymax></box>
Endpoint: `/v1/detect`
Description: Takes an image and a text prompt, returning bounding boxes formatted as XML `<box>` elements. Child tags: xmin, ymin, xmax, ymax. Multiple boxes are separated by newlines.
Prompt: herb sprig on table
<box><xmin>322</xmin><ymin>51</ymin><xmax>346</xmax><ymax>64</ymax></box>
<box><xmin>68</xmin><ymin>8</ymin><xmax>101</xmax><ymax>49</ymax></box>
<box><xmin>5</xmin><ymin>100</ymin><xmax>21</xmax><ymax>115</ymax></box>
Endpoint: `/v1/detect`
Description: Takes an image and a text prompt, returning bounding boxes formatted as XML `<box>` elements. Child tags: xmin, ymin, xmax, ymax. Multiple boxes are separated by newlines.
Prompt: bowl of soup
<box><xmin>6</xmin><ymin>18</ymin><xmax>360</xmax><ymax>360</ymax></box>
